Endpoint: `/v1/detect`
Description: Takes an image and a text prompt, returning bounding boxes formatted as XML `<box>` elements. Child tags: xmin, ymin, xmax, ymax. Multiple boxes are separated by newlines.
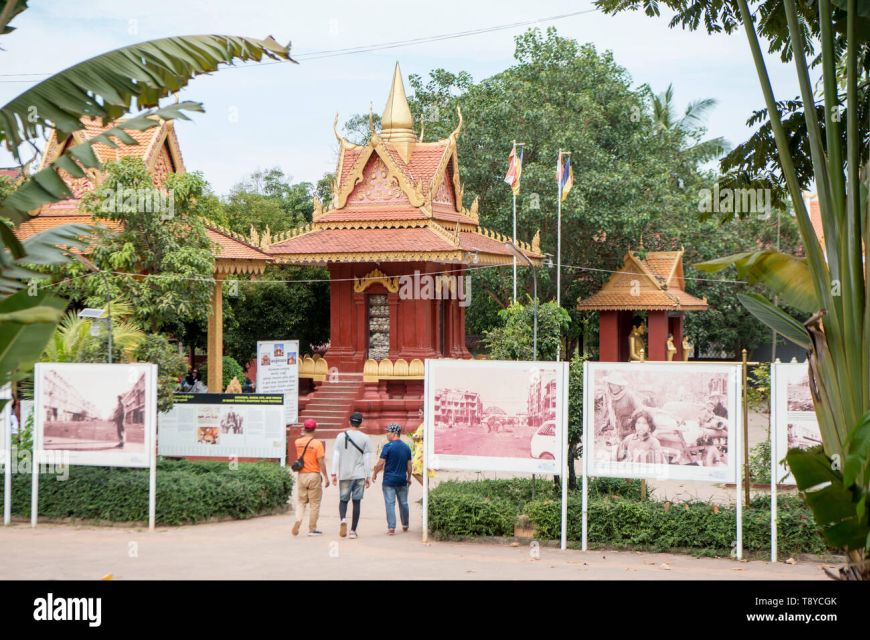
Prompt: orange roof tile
<box><xmin>15</xmin><ymin>214</ymin><xmax>118</xmax><ymax>241</ymax></box>
<box><xmin>577</xmin><ymin>251</ymin><xmax>707</xmax><ymax>311</ymax></box>
<box><xmin>206</xmin><ymin>227</ymin><xmax>272</xmax><ymax>261</ymax></box>
<box><xmin>270</xmin><ymin>227</ymin><xmax>456</xmax><ymax>257</ymax></box>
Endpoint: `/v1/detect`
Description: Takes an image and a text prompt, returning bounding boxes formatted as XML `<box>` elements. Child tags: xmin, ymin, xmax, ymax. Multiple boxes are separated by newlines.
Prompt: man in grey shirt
<box><xmin>331</xmin><ymin>411</ymin><xmax>372</xmax><ymax>539</ymax></box>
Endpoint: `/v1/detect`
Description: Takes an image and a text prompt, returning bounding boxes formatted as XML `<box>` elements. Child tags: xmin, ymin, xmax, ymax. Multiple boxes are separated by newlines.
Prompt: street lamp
<box><xmin>504</xmin><ymin>241</ymin><xmax>537</xmax><ymax>361</ymax></box>
<box><xmin>78</xmin><ymin>307</ymin><xmax>112</xmax><ymax>363</ymax></box>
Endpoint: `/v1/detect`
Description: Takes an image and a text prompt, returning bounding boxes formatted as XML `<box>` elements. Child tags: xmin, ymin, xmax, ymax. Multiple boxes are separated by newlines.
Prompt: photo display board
<box><xmin>34</xmin><ymin>363</ymin><xmax>157</xmax><ymax>468</ymax></box>
<box><xmin>425</xmin><ymin>359</ymin><xmax>569</xmax><ymax>474</ymax></box>
<box><xmin>771</xmin><ymin>362</ymin><xmax>822</xmax><ymax>485</ymax></box>
<box><xmin>584</xmin><ymin>362</ymin><xmax>740</xmax><ymax>483</ymax></box>
<box><xmin>159</xmin><ymin>393</ymin><xmax>286</xmax><ymax>459</ymax></box>
<box><xmin>255</xmin><ymin>340</ymin><xmax>299</xmax><ymax>424</ymax></box>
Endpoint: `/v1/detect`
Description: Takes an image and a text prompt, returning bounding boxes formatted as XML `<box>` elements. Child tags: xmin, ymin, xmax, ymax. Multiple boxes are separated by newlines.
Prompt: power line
<box><xmin>43</xmin><ymin>256</ymin><xmax>749</xmax><ymax>289</ymax></box>
<box><xmin>0</xmin><ymin>8</ymin><xmax>599</xmax><ymax>81</ymax></box>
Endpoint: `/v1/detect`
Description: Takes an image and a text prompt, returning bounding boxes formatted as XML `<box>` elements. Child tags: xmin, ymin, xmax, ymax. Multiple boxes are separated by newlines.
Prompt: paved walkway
<box><xmin>0</xmin><ymin>422</ymin><xmax>830</xmax><ymax>580</ymax></box>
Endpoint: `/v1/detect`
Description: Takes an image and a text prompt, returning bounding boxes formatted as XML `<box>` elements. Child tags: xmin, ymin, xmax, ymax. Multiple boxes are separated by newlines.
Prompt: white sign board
<box><xmin>771</xmin><ymin>361</ymin><xmax>821</xmax><ymax>485</ymax></box>
<box><xmin>425</xmin><ymin>359</ymin><xmax>569</xmax><ymax>474</ymax></box>
<box><xmin>159</xmin><ymin>393</ymin><xmax>286</xmax><ymax>460</ymax></box>
<box><xmin>34</xmin><ymin>363</ymin><xmax>157</xmax><ymax>468</ymax></box>
<box><xmin>584</xmin><ymin>362</ymin><xmax>740</xmax><ymax>483</ymax></box>
<box><xmin>255</xmin><ymin>340</ymin><xmax>299</xmax><ymax>424</ymax></box>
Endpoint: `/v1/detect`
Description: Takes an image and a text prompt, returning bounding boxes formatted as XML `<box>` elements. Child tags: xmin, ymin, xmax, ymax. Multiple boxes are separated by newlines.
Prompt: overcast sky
<box><xmin>0</xmin><ymin>0</ymin><xmax>803</xmax><ymax>195</ymax></box>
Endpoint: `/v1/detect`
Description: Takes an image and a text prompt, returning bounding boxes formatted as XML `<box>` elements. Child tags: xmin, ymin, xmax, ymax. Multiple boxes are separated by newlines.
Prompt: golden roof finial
<box><xmin>381</xmin><ymin>62</ymin><xmax>417</xmax><ymax>162</ymax></box>
<box><xmin>532</xmin><ymin>229</ymin><xmax>541</xmax><ymax>254</ymax></box>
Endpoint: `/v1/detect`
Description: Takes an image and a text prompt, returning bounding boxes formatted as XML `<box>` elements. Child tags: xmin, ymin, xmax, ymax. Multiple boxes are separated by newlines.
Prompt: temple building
<box><xmin>577</xmin><ymin>249</ymin><xmax>707</xmax><ymax>361</ymax></box>
<box><xmin>259</xmin><ymin>63</ymin><xmax>542</xmax><ymax>432</ymax></box>
<box><xmin>15</xmin><ymin>118</ymin><xmax>273</xmax><ymax>392</ymax></box>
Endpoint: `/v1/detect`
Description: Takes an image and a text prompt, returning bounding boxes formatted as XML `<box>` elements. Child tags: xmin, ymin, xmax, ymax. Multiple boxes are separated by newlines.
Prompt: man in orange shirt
<box><xmin>292</xmin><ymin>419</ymin><xmax>329</xmax><ymax>536</ymax></box>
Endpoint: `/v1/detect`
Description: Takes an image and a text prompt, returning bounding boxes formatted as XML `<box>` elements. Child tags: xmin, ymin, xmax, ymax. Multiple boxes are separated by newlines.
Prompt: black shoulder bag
<box><xmin>291</xmin><ymin>437</ymin><xmax>314</xmax><ymax>472</ymax></box>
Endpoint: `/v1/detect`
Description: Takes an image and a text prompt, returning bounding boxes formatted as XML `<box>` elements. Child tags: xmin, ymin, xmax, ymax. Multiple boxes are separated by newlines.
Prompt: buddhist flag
<box><xmin>504</xmin><ymin>144</ymin><xmax>523</xmax><ymax>196</ymax></box>
<box><xmin>557</xmin><ymin>153</ymin><xmax>573</xmax><ymax>202</ymax></box>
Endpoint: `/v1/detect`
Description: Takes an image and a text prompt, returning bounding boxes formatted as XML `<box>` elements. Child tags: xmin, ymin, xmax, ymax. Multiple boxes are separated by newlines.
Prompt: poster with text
<box><xmin>772</xmin><ymin>362</ymin><xmax>822</xmax><ymax>485</ymax></box>
<box><xmin>585</xmin><ymin>362</ymin><xmax>740</xmax><ymax>483</ymax></box>
<box><xmin>425</xmin><ymin>359</ymin><xmax>568</xmax><ymax>474</ymax></box>
<box><xmin>159</xmin><ymin>393</ymin><xmax>286</xmax><ymax>459</ymax></box>
<box><xmin>34</xmin><ymin>363</ymin><xmax>156</xmax><ymax>468</ymax></box>
<box><xmin>255</xmin><ymin>340</ymin><xmax>299</xmax><ymax>424</ymax></box>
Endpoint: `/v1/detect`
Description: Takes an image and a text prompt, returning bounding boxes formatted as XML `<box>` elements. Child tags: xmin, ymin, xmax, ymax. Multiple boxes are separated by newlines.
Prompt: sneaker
<box><xmin>339</xmin><ymin>521</ymin><xmax>347</xmax><ymax>538</ymax></box>
<box><xmin>291</xmin><ymin>521</ymin><xmax>301</xmax><ymax>536</ymax></box>
<box><xmin>307</xmin><ymin>530</ymin><xmax>323</xmax><ymax>537</ymax></box>
<box><xmin>388</xmin><ymin>528</ymin><xmax>396</xmax><ymax>535</ymax></box>
<box><xmin>402</xmin><ymin>526</ymin><xmax>409</xmax><ymax>532</ymax></box>
<box><xmin>348</xmin><ymin>531</ymin><xmax>358</xmax><ymax>539</ymax></box>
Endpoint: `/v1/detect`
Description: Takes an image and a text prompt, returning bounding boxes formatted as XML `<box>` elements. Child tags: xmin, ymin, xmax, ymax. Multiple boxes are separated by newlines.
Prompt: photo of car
<box><xmin>530</xmin><ymin>420</ymin><xmax>556</xmax><ymax>460</ymax></box>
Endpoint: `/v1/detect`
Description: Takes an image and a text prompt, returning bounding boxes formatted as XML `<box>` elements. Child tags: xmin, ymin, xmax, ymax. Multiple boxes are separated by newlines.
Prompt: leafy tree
<box><xmin>200</xmin><ymin>355</ymin><xmax>245</xmax><ymax>391</ymax></box>
<box><xmin>649</xmin><ymin>83</ymin><xmax>730</xmax><ymax>164</ymax></box>
<box><xmin>223</xmin><ymin>265</ymin><xmax>330</xmax><ymax>366</ymax></box>
<box><xmin>222</xmin><ymin>168</ymin><xmax>313</xmax><ymax>234</ymax></box>
<box><xmin>53</xmin><ymin>157</ymin><xmax>215</xmax><ymax>334</ymax></box>
<box><xmin>132</xmin><ymin>334</ymin><xmax>187</xmax><ymax>413</ymax></box>
<box><xmin>483</xmin><ymin>300</ymin><xmax>570</xmax><ymax>362</ymax></box>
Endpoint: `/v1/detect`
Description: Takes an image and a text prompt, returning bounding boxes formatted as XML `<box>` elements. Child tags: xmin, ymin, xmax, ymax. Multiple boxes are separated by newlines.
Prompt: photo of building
<box><xmin>38</xmin><ymin>364</ymin><xmax>151</xmax><ymax>456</ymax></box>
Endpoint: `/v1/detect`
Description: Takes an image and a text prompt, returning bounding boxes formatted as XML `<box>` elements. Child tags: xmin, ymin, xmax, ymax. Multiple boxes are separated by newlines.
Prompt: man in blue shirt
<box><xmin>372</xmin><ymin>423</ymin><xmax>413</xmax><ymax>535</ymax></box>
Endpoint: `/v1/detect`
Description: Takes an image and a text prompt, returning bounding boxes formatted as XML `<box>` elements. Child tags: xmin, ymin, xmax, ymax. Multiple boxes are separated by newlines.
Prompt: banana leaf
<box><xmin>697</xmin><ymin>250</ymin><xmax>818</xmax><ymax>313</ymax></box>
<box><xmin>737</xmin><ymin>292</ymin><xmax>811</xmax><ymax>349</ymax></box>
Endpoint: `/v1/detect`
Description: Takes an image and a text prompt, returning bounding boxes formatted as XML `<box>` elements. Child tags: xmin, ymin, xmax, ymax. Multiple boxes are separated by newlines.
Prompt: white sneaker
<box><xmin>307</xmin><ymin>530</ymin><xmax>323</xmax><ymax>537</ymax></box>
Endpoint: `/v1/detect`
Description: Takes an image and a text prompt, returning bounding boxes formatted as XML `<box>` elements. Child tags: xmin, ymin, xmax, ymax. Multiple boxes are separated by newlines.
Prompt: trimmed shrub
<box><xmin>427</xmin><ymin>492</ymin><xmax>516</xmax><ymax>537</ymax></box>
<box><xmin>11</xmin><ymin>458</ymin><xmax>293</xmax><ymax>525</ymax></box>
<box><xmin>524</xmin><ymin>493</ymin><xmax>828</xmax><ymax>556</ymax></box>
<box><xmin>428</xmin><ymin>478</ymin><xmax>829</xmax><ymax>557</ymax></box>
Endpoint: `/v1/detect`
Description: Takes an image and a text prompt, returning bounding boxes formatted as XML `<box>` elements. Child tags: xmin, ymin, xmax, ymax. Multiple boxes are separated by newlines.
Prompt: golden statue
<box><xmin>666</xmin><ymin>334</ymin><xmax>677</xmax><ymax>361</ymax></box>
<box><xmin>628</xmin><ymin>323</ymin><xmax>646</xmax><ymax>362</ymax></box>
<box><xmin>681</xmin><ymin>336</ymin><xmax>692</xmax><ymax>361</ymax></box>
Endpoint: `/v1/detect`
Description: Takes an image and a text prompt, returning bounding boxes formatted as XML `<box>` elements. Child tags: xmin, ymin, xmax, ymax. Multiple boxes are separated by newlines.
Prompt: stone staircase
<box><xmin>296</xmin><ymin>372</ymin><xmax>364</xmax><ymax>439</ymax></box>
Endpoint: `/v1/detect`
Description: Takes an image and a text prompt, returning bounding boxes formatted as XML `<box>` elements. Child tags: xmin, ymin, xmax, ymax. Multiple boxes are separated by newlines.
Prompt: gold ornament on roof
<box><xmin>531</xmin><ymin>229</ymin><xmax>541</xmax><ymax>254</ymax></box>
<box><xmin>312</xmin><ymin>194</ymin><xmax>324</xmax><ymax>220</ymax></box>
<box><xmin>380</xmin><ymin>62</ymin><xmax>417</xmax><ymax>162</ymax></box>
<box><xmin>354</xmin><ymin>268</ymin><xmax>399</xmax><ymax>293</ymax></box>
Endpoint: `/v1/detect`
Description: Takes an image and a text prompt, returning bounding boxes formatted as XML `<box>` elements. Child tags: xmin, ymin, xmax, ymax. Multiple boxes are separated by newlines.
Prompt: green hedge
<box><xmin>428</xmin><ymin>479</ymin><xmax>829</xmax><ymax>557</ymax></box>
<box><xmin>11</xmin><ymin>458</ymin><xmax>293</xmax><ymax>525</ymax></box>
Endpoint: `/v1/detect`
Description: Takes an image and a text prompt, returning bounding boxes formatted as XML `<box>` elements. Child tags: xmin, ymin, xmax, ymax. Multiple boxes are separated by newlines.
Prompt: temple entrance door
<box><xmin>366</xmin><ymin>293</ymin><xmax>390</xmax><ymax>360</ymax></box>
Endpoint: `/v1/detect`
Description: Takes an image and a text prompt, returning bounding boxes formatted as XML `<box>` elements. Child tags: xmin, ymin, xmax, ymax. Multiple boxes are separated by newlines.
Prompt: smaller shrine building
<box><xmin>577</xmin><ymin>249</ymin><xmax>707</xmax><ymax>361</ymax></box>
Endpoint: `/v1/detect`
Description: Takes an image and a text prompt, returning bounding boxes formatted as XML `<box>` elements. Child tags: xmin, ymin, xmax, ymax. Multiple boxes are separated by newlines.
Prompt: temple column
<box><xmin>669</xmin><ymin>313</ymin><xmax>685</xmax><ymax>360</ymax></box>
<box><xmin>207</xmin><ymin>273</ymin><xmax>225</xmax><ymax>391</ymax></box>
<box><xmin>647</xmin><ymin>311</ymin><xmax>668</xmax><ymax>361</ymax></box>
<box><xmin>598</xmin><ymin>311</ymin><xmax>619</xmax><ymax>362</ymax></box>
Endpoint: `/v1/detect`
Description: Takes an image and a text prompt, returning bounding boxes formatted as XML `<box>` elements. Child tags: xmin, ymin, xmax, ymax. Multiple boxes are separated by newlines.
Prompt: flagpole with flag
<box><xmin>556</xmin><ymin>151</ymin><xmax>573</xmax><ymax>359</ymax></box>
<box><xmin>504</xmin><ymin>142</ymin><xmax>524</xmax><ymax>303</ymax></box>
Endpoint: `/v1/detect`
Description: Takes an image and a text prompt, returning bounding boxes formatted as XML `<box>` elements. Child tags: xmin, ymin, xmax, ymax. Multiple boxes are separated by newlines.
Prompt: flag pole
<box><xmin>512</xmin><ymin>140</ymin><xmax>518</xmax><ymax>304</ymax></box>
<box><xmin>512</xmin><ymin>189</ymin><xmax>517</xmax><ymax>303</ymax></box>
<box><xmin>556</xmin><ymin>150</ymin><xmax>562</xmax><ymax>360</ymax></box>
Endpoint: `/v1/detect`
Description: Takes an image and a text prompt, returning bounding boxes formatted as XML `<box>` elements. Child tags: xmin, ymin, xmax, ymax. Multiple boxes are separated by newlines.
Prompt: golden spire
<box><xmin>381</xmin><ymin>62</ymin><xmax>417</xmax><ymax>161</ymax></box>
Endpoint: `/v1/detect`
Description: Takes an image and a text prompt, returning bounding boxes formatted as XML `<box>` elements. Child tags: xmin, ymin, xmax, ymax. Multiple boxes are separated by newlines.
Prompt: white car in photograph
<box><xmin>530</xmin><ymin>420</ymin><xmax>556</xmax><ymax>460</ymax></box>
